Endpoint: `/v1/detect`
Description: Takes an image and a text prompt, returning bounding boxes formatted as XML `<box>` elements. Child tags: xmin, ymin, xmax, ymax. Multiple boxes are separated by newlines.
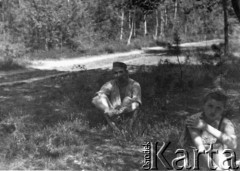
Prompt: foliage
<box><xmin>0</xmin><ymin>43</ymin><xmax>27</xmax><ymax>70</ymax></box>
<box><xmin>0</xmin><ymin>0</ymin><xmax>237</xmax><ymax>60</ymax></box>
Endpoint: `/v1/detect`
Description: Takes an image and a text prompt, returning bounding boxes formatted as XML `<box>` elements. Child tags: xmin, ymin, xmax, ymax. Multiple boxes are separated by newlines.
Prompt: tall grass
<box><xmin>1</xmin><ymin>53</ymin><xmax>240</xmax><ymax>169</ymax></box>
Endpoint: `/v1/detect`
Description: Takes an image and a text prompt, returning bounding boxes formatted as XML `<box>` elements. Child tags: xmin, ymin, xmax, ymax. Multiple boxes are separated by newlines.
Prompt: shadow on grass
<box><xmin>0</xmin><ymin>63</ymin><xmax>218</xmax><ymax>127</ymax></box>
<box><xmin>77</xmin><ymin>130</ymin><xmax>142</xmax><ymax>170</ymax></box>
<box><xmin>0</xmin><ymin>60</ymin><xmax>240</xmax><ymax>169</ymax></box>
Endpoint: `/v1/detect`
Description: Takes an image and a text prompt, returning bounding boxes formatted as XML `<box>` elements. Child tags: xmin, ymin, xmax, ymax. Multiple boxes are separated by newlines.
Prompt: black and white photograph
<box><xmin>0</xmin><ymin>0</ymin><xmax>239</xmax><ymax>170</ymax></box>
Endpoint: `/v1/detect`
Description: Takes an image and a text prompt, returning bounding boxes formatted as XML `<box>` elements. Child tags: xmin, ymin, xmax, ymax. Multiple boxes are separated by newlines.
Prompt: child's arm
<box><xmin>187</xmin><ymin>117</ymin><xmax>237</xmax><ymax>149</ymax></box>
<box><xmin>188</xmin><ymin>128</ymin><xmax>221</xmax><ymax>169</ymax></box>
<box><xmin>188</xmin><ymin>128</ymin><xmax>205</xmax><ymax>151</ymax></box>
<box><xmin>202</xmin><ymin>120</ymin><xmax>237</xmax><ymax>149</ymax></box>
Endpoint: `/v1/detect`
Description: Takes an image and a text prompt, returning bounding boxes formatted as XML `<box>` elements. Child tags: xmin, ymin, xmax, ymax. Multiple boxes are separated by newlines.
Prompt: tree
<box><xmin>222</xmin><ymin>0</ymin><xmax>228</xmax><ymax>56</ymax></box>
<box><xmin>0</xmin><ymin>0</ymin><xmax>235</xmax><ymax>56</ymax></box>
<box><xmin>136</xmin><ymin>0</ymin><xmax>161</xmax><ymax>36</ymax></box>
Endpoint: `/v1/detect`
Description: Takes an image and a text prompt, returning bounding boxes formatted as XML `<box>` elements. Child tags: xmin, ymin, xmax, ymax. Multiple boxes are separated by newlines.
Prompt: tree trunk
<box><xmin>184</xmin><ymin>16</ymin><xmax>188</xmax><ymax>36</ymax></box>
<box><xmin>161</xmin><ymin>6</ymin><xmax>167</xmax><ymax>39</ymax></box>
<box><xmin>127</xmin><ymin>9</ymin><xmax>134</xmax><ymax>45</ymax></box>
<box><xmin>160</xmin><ymin>8</ymin><xmax>165</xmax><ymax>39</ymax></box>
<box><xmin>128</xmin><ymin>10</ymin><xmax>131</xmax><ymax>29</ymax></box>
<box><xmin>127</xmin><ymin>20</ymin><xmax>133</xmax><ymax>45</ymax></box>
<box><xmin>120</xmin><ymin>8</ymin><xmax>124</xmax><ymax>40</ymax></box>
<box><xmin>144</xmin><ymin>13</ymin><xmax>148</xmax><ymax>36</ymax></box>
<box><xmin>173</xmin><ymin>0</ymin><xmax>178</xmax><ymax>30</ymax></box>
<box><xmin>2</xmin><ymin>7</ymin><xmax>5</xmax><ymax>42</ymax></box>
<box><xmin>165</xmin><ymin>7</ymin><xmax>168</xmax><ymax>29</ymax></box>
<box><xmin>154</xmin><ymin>9</ymin><xmax>159</xmax><ymax>39</ymax></box>
<box><xmin>222</xmin><ymin>0</ymin><xmax>228</xmax><ymax>56</ymax></box>
<box><xmin>133</xmin><ymin>9</ymin><xmax>136</xmax><ymax>37</ymax></box>
<box><xmin>174</xmin><ymin>0</ymin><xmax>178</xmax><ymax>21</ymax></box>
<box><xmin>3</xmin><ymin>0</ymin><xmax>8</xmax><ymax>43</ymax></box>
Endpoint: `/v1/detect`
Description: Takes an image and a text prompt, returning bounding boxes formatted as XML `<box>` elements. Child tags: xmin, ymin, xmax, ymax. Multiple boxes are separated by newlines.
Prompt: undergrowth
<box><xmin>0</xmin><ymin>53</ymin><xmax>239</xmax><ymax>169</ymax></box>
<box><xmin>0</xmin><ymin>44</ymin><xmax>27</xmax><ymax>71</ymax></box>
<box><xmin>26</xmin><ymin>37</ymin><xmax>157</xmax><ymax>60</ymax></box>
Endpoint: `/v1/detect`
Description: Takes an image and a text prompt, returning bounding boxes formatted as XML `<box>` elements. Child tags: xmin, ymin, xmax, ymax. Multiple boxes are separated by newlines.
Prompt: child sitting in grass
<box><xmin>180</xmin><ymin>88</ymin><xmax>237</xmax><ymax>170</ymax></box>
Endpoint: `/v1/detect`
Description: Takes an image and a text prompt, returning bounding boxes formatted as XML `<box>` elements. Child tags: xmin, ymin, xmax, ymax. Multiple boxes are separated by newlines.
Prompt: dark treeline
<box><xmin>0</xmin><ymin>0</ymin><xmax>238</xmax><ymax>57</ymax></box>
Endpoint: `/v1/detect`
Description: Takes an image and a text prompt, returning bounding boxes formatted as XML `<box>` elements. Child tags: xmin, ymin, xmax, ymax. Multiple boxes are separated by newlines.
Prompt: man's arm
<box><xmin>92</xmin><ymin>94</ymin><xmax>111</xmax><ymax>113</ymax></box>
<box><xmin>118</xmin><ymin>81</ymin><xmax>141</xmax><ymax>114</ymax></box>
<box><xmin>92</xmin><ymin>81</ymin><xmax>111</xmax><ymax>108</ymax></box>
<box><xmin>92</xmin><ymin>81</ymin><xmax>119</xmax><ymax>116</ymax></box>
<box><xmin>132</xmin><ymin>81</ymin><xmax>142</xmax><ymax>106</ymax></box>
<box><xmin>118</xmin><ymin>99</ymin><xmax>140</xmax><ymax>114</ymax></box>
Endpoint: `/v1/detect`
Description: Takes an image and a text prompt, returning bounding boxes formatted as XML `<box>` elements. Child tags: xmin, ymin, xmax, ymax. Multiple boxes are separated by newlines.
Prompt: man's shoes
<box><xmin>105</xmin><ymin>109</ymin><xmax>120</xmax><ymax>117</ymax></box>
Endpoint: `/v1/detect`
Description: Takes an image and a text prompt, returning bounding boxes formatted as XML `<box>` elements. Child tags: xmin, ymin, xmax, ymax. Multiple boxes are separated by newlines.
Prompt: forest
<box><xmin>0</xmin><ymin>0</ymin><xmax>239</xmax><ymax>60</ymax></box>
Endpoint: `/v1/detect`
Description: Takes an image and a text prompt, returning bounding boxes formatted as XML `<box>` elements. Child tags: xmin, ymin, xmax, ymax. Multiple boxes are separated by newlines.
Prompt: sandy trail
<box><xmin>28</xmin><ymin>39</ymin><xmax>223</xmax><ymax>72</ymax></box>
<box><xmin>0</xmin><ymin>39</ymin><xmax>223</xmax><ymax>86</ymax></box>
<box><xmin>29</xmin><ymin>50</ymin><xmax>143</xmax><ymax>71</ymax></box>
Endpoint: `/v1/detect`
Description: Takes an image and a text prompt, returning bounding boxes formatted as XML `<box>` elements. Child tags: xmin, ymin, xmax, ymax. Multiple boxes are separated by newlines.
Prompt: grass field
<box><xmin>0</xmin><ymin>60</ymin><xmax>239</xmax><ymax>170</ymax></box>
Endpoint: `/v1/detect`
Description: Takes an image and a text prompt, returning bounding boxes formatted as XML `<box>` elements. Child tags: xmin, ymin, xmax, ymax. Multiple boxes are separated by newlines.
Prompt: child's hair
<box><xmin>203</xmin><ymin>88</ymin><xmax>228</xmax><ymax>106</ymax></box>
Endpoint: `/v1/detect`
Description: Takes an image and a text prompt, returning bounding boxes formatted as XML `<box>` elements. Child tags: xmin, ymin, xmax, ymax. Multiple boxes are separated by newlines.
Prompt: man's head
<box><xmin>202</xmin><ymin>88</ymin><xmax>227</xmax><ymax>121</ymax></box>
<box><xmin>112</xmin><ymin>62</ymin><xmax>128</xmax><ymax>84</ymax></box>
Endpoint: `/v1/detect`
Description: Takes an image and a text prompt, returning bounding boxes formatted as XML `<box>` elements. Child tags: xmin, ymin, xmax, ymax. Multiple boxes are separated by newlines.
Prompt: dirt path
<box><xmin>28</xmin><ymin>39</ymin><xmax>223</xmax><ymax>72</ymax></box>
<box><xmin>28</xmin><ymin>50</ymin><xmax>143</xmax><ymax>71</ymax></box>
<box><xmin>0</xmin><ymin>39</ymin><xmax>223</xmax><ymax>87</ymax></box>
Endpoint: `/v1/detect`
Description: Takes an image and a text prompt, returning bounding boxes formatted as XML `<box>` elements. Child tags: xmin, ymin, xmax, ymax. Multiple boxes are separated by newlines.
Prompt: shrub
<box><xmin>130</xmin><ymin>37</ymin><xmax>157</xmax><ymax>49</ymax></box>
<box><xmin>104</xmin><ymin>45</ymin><xmax>115</xmax><ymax>54</ymax></box>
<box><xmin>0</xmin><ymin>57</ymin><xmax>24</xmax><ymax>71</ymax></box>
<box><xmin>0</xmin><ymin>43</ymin><xmax>27</xmax><ymax>70</ymax></box>
<box><xmin>155</xmin><ymin>40</ymin><xmax>171</xmax><ymax>47</ymax></box>
<box><xmin>131</xmin><ymin>39</ymin><xmax>142</xmax><ymax>50</ymax></box>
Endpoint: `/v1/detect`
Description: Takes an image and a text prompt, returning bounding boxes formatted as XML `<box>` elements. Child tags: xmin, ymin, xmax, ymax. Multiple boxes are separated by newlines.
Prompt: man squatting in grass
<box><xmin>92</xmin><ymin>62</ymin><xmax>141</xmax><ymax>130</ymax></box>
<box><xmin>180</xmin><ymin>88</ymin><xmax>237</xmax><ymax>170</ymax></box>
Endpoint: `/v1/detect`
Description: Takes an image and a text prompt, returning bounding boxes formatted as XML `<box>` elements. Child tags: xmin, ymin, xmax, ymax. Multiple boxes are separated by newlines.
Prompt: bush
<box><xmin>131</xmin><ymin>39</ymin><xmax>142</xmax><ymax>50</ymax></box>
<box><xmin>131</xmin><ymin>37</ymin><xmax>157</xmax><ymax>49</ymax></box>
<box><xmin>28</xmin><ymin>47</ymin><xmax>80</xmax><ymax>60</ymax></box>
<box><xmin>0</xmin><ymin>57</ymin><xmax>24</xmax><ymax>71</ymax></box>
<box><xmin>0</xmin><ymin>43</ymin><xmax>27</xmax><ymax>70</ymax></box>
<box><xmin>104</xmin><ymin>45</ymin><xmax>115</xmax><ymax>54</ymax></box>
<box><xmin>90</xmin><ymin>41</ymin><xmax>132</xmax><ymax>55</ymax></box>
<box><xmin>155</xmin><ymin>40</ymin><xmax>171</xmax><ymax>47</ymax></box>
